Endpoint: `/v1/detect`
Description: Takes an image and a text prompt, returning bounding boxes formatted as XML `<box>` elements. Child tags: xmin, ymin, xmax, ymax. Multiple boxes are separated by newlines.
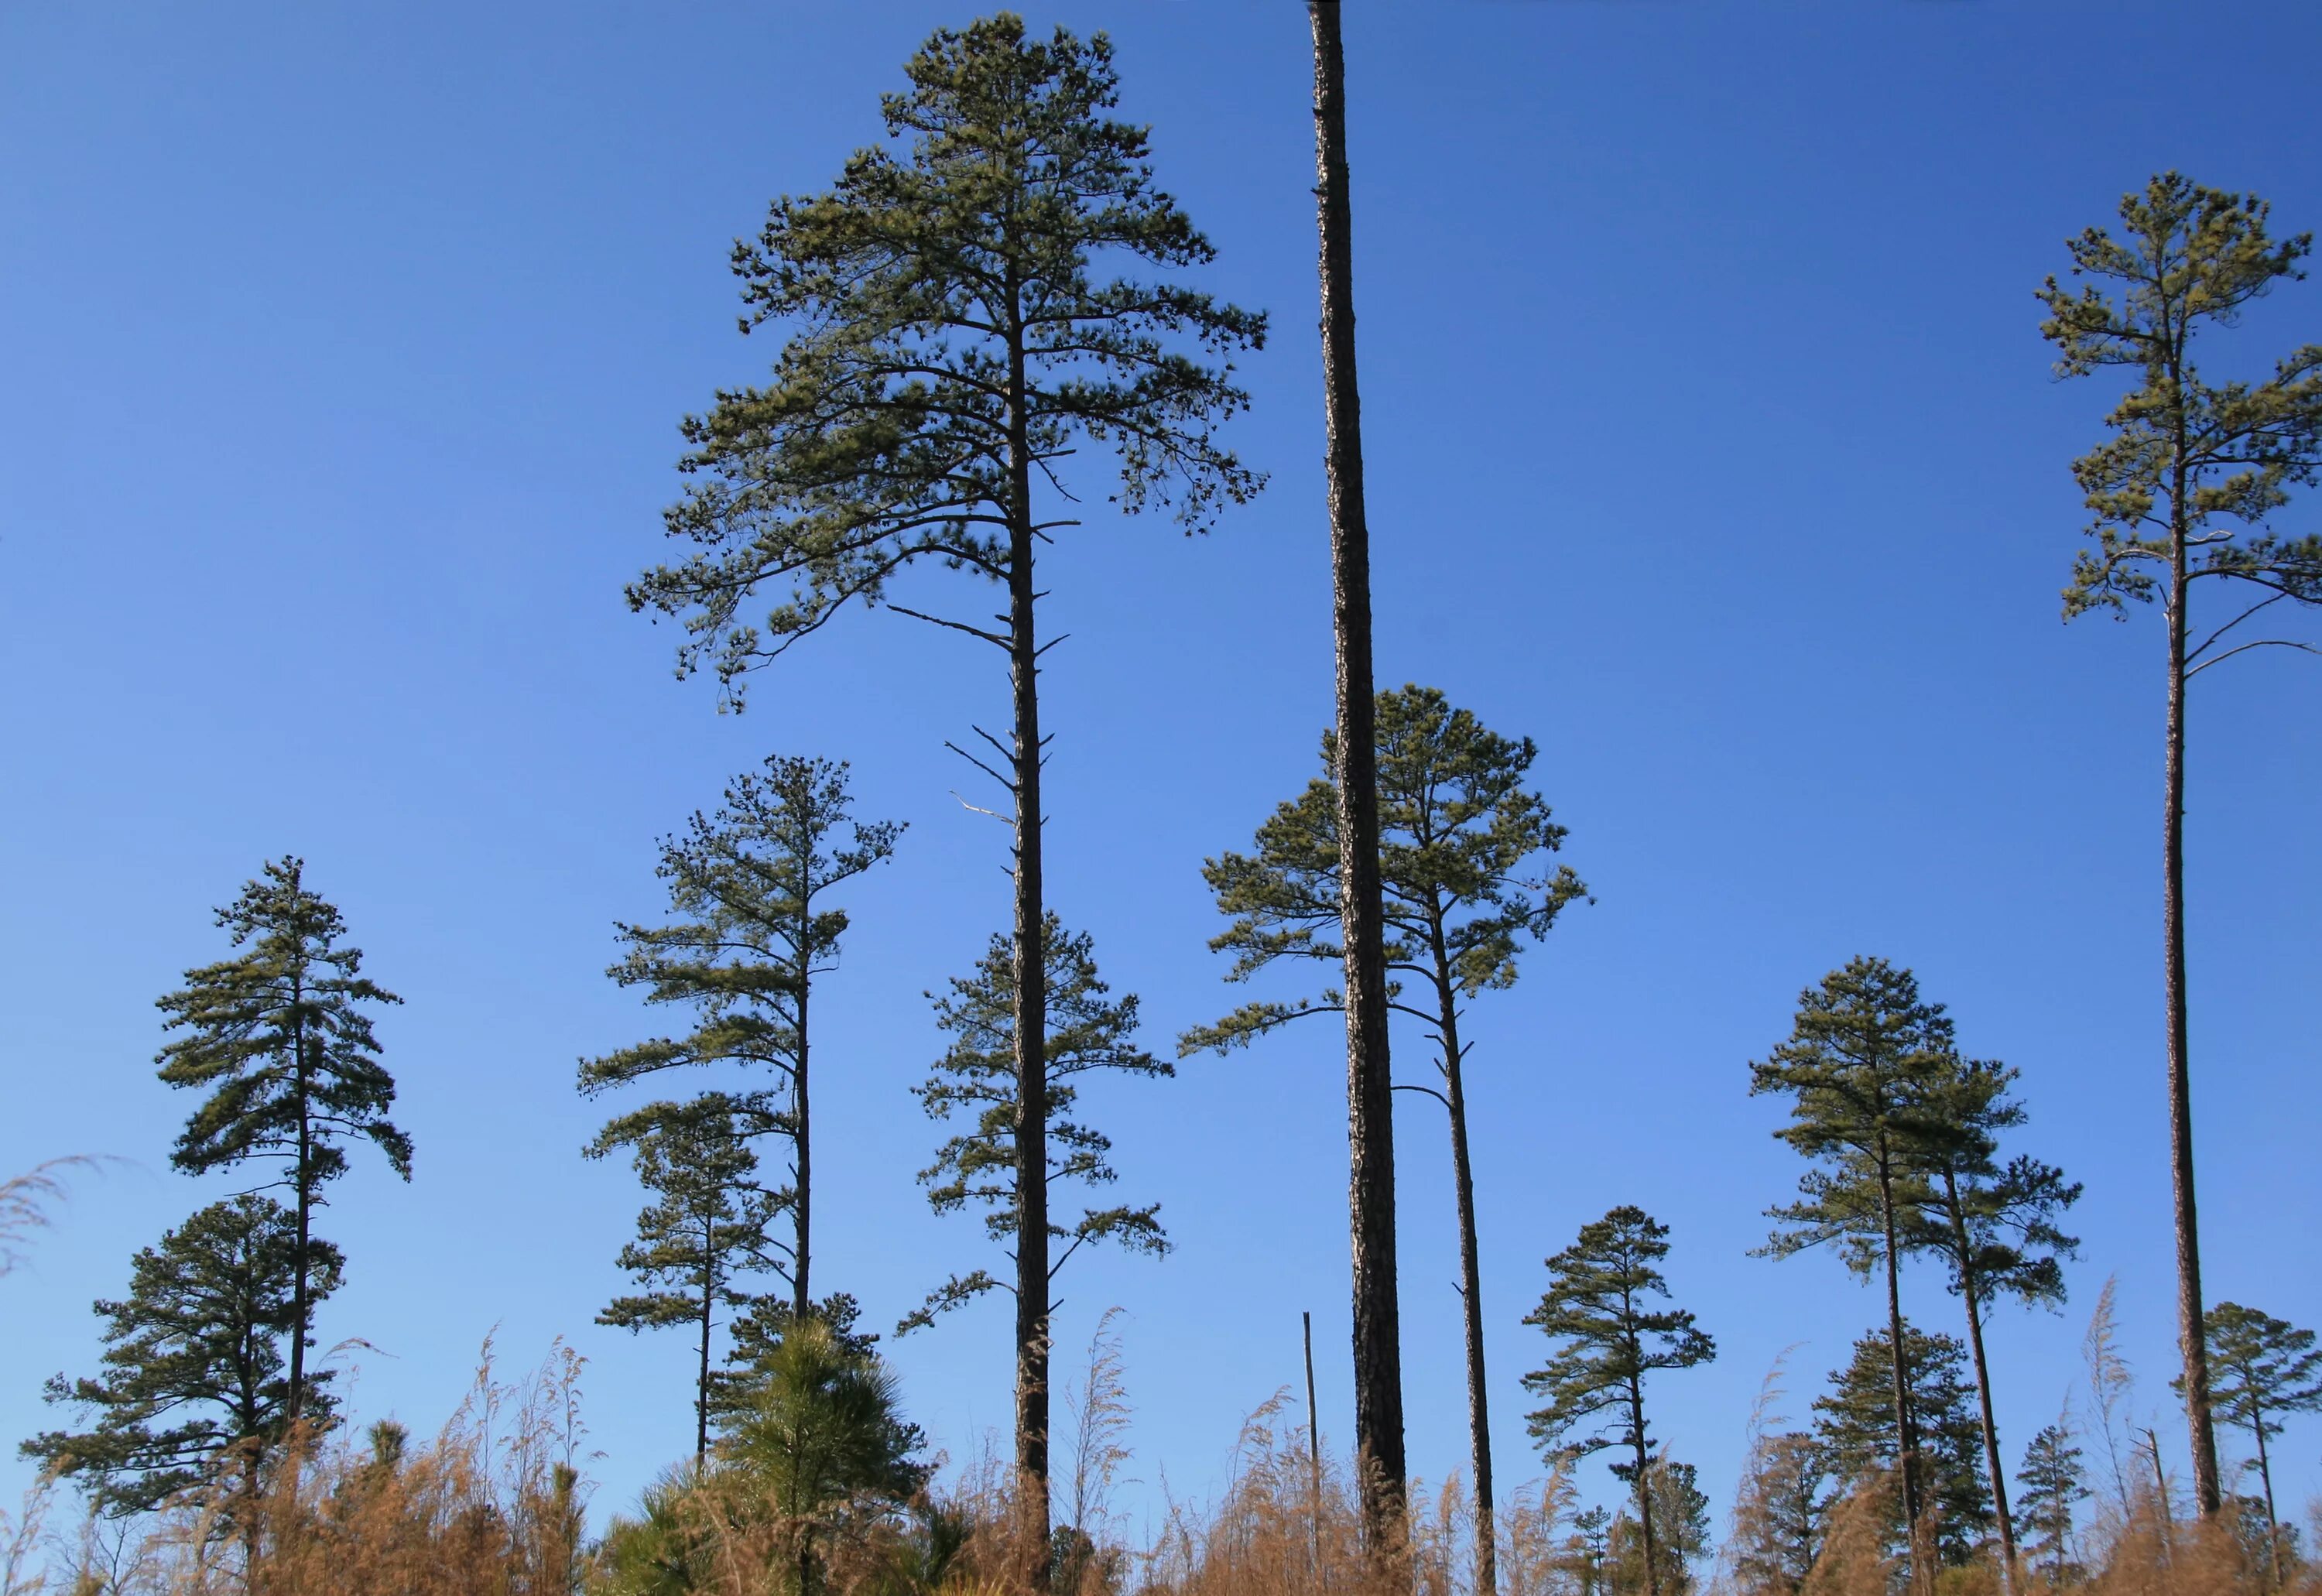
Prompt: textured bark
<box><xmin>286</xmin><ymin>981</ymin><xmax>311</xmax><ymax>1430</ymax></box>
<box><xmin>1309</xmin><ymin>0</ymin><xmax>1406</xmax><ymax>1554</ymax></box>
<box><xmin>2163</xmin><ymin>450</ymin><xmax>2222</xmax><ymax>1518</ymax></box>
<box><xmin>1005</xmin><ymin>279</ymin><xmax>1055</xmax><ymax>1563</ymax></box>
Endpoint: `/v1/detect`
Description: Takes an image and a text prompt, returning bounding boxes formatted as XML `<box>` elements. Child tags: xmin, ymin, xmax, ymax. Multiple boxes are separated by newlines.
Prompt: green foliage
<box><xmin>1184</xmin><ymin>683</ymin><xmax>1586</xmax><ymax>1055</ymax></box>
<box><xmin>1610</xmin><ymin>1458</ymin><xmax>1711</xmax><ymax>1596</ymax></box>
<box><xmin>156</xmin><ymin>857</ymin><xmax>410</xmax><ymax>1192</ymax></box>
<box><xmin>19</xmin><ymin>1195</ymin><xmax>340</xmax><ymax>1520</ymax></box>
<box><xmin>1900</xmin><ymin>1059</ymin><xmax>2081</xmax><ymax>1315</ymax></box>
<box><xmin>596</xmin><ymin>1465</ymin><xmax>717</xmax><ymax>1596</ymax></box>
<box><xmin>630</xmin><ymin>13</ymin><xmax>1265</xmax><ymax>698</ymax></box>
<box><xmin>1522</xmin><ymin>1207</ymin><xmax>1714</xmax><ymax>1471</ymax></box>
<box><xmin>2038</xmin><ymin>173</ymin><xmax>2322</xmax><ymax>637</ymax></box>
<box><xmin>2015</xmin><ymin>1422</ymin><xmax>2090</xmax><ymax>1584</ymax></box>
<box><xmin>720</xmin><ymin>1318</ymin><xmax>926</xmax><ymax>1528</ymax></box>
<box><xmin>902</xmin><ymin>916</ymin><xmax>1171</xmax><ymax>1334</ymax></box>
<box><xmin>2202</xmin><ymin>1302</ymin><xmax>2322</xmax><ymax>1451</ymax></box>
<box><xmin>1727</xmin><ymin>1431</ymin><xmax>1832</xmax><ymax>1595</ymax></box>
<box><xmin>1812</xmin><ymin>1324</ymin><xmax>1993</xmax><ymax>1565</ymax></box>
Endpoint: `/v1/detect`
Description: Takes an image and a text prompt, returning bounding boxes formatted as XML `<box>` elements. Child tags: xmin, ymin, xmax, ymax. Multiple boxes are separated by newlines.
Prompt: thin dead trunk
<box><xmin>287</xmin><ymin>974</ymin><xmax>310</xmax><ymax>1429</ymax></box>
<box><xmin>1004</xmin><ymin>272</ymin><xmax>1054</xmax><ymax>1566</ymax></box>
<box><xmin>795</xmin><ymin>899</ymin><xmax>812</xmax><ymax>1318</ymax></box>
<box><xmin>1308</xmin><ymin>0</ymin><xmax>1405</xmax><ymax>1556</ymax></box>
<box><xmin>1944</xmin><ymin>1168</ymin><xmax>2018</xmax><ymax>1590</ymax></box>
<box><xmin>1627</xmin><ymin>1342</ymin><xmax>1659</xmax><ymax>1596</ymax></box>
<box><xmin>1430</xmin><ymin>929</ymin><xmax>1495</xmax><ymax>1596</ymax></box>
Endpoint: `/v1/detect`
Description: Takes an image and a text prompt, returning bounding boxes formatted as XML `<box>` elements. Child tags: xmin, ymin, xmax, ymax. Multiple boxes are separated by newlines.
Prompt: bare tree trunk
<box><xmin>2162</xmin><ymin>459</ymin><xmax>2222</xmax><ymax>1518</ymax></box>
<box><xmin>2253</xmin><ymin>1411</ymin><xmax>2283</xmax><ymax>1590</ymax></box>
<box><xmin>795</xmin><ymin>901</ymin><xmax>812</xmax><ymax>1319</ymax></box>
<box><xmin>1308</xmin><ymin>0</ymin><xmax>1404</xmax><ymax>1559</ymax></box>
<box><xmin>1005</xmin><ymin>284</ymin><xmax>1054</xmax><ymax>1571</ymax></box>
<box><xmin>1629</xmin><ymin>1375</ymin><xmax>1659</xmax><ymax>1596</ymax></box>
<box><xmin>1430</xmin><ymin>938</ymin><xmax>1495</xmax><ymax>1595</ymax></box>
<box><xmin>1944</xmin><ymin>1170</ymin><xmax>2017</xmax><ymax>1591</ymax></box>
<box><xmin>1874</xmin><ymin>1142</ymin><xmax>1924</xmax><ymax>1561</ymax></box>
<box><xmin>1305</xmin><ymin>1310</ymin><xmax>1323</xmax><ymax>1575</ymax></box>
<box><xmin>697</xmin><ymin>1258</ymin><xmax>713</xmax><ymax>1468</ymax></box>
<box><xmin>287</xmin><ymin>977</ymin><xmax>310</xmax><ymax>1430</ymax></box>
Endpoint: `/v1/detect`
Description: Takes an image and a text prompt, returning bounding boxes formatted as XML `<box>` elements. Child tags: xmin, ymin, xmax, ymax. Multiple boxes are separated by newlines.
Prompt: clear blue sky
<box><xmin>4</xmin><ymin>0</ymin><xmax>2318</xmax><ymax>1549</ymax></box>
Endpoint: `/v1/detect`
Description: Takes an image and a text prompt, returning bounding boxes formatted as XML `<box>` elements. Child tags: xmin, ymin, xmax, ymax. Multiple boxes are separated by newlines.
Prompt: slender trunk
<box><xmin>1309</xmin><ymin>0</ymin><xmax>1404</xmax><ymax>1556</ymax></box>
<box><xmin>1004</xmin><ymin>276</ymin><xmax>1054</xmax><ymax>1563</ymax></box>
<box><xmin>2252</xmin><ymin>1409</ymin><xmax>2281</xmax><ymax>1590</ymax></box>
<box><xmin>697</xmin><ymin>1229</ymin><xmax>714</xmax><ymax>1468</ymax></box>
<box><xmin>1304</xmin><ymin>1310</ymin><xmax>1322</xmax><ymax>1575</ymax></box>
<box><xmin>287</xmin><ymin>978</ymin><xmax>311</xmax><ymax>1430</ymax></box>
<box><xmin>2163</xmin><ymin>429</ymin><xmax>2221</xmax><ymax>1516</ymax></box>
<box><xmin>795</xmin><ymin>906</ymin><xmax>812</xmax><ymax>1318</ymax></box>
<box><xmin>1629</xmin><ymin>1368</ymin><xmax>1659</xmax><ymax>1596</ymax></box>
<box><xmin>2142</xmin><ymin>1427</ymin><xmax>2173</xmax><ymax>1560</ymax></box>
<box><xmin>1944</xmin><ymin>1170</ymin><xmax>2017</xmax><ymax>1589</ymax></box>
<box><xmin>1873</xmin><ymin>1137</ymin><xmax>1923</xmax><ymax>1560</ymax></box>
<box><xmin>1430</xmin><ymin>933</ymin><xmax>1495</xmax><ymax>1596</ymax></box>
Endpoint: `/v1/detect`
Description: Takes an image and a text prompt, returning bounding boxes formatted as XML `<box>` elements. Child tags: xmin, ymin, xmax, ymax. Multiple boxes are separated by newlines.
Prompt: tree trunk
<box><xmin>1004</xmin><ymin>283</ymin><xmax>1054</xmax><ymax>1566</ymax></box>
<box><xmin>1944</xmin><ymin>1169</ymin><xmax>2017</xmax><ymax>1591</ymax></box>
<box><xmin>795</xmin><ymin>902</ymin><xmax>812</xmax><ymax>1319</ymax></box>
<box><xmin>1308</xmin><ymin>0</ymin><xmax>1405</xmax><ymax>1557</ymax></box>
<box><xmin>2253</xmin><ymin>1409</ymin><xmax>2281</xmax><ymax>1590</ymax></box>
<box><xmin>288</xmin><ymin>979</ymin><xmax>311</xmax><ymax>1430</ymax></box>
<box><xmin>2163</xmin><ymin>450</ymin><xmax>2222</xmax><ymax>1518</ymax></box>
<box><xmin>1873</xmin><ymin>1139</ymin><xmax>1923</xmax><ymax>1555</ymax></box>
<box><xmin>697</xmin><ymin>1255</ymin><xmax>713</xmax><ymax>1468</ymax></box>
<box><xmin>1431</xmin><ymin>938</ymin><xmax>1495</xmax><ymax>1595</ymax></box>
<box><xmin>1629</xmin><ymin>1372</ymin><xmax>1659</xmax><ymax>1596</ymax></box>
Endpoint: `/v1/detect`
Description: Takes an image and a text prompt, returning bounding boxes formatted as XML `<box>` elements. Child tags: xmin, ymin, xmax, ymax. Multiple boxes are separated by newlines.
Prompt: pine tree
<box><xmin>2199</xmin><ymin>1303</ymin><xmax>2322</xmax><ymax>1586</ymax></box>
<box><xmin>21</xmin><ymin>1196</ymin><xmax>341</xmax><ymax>1529</ymax></box>
<box><xmin>630</xmin><ymin>21</ymin><xmax>1261</xmax><ymax>1542</ymax></box>
<box><xmin>720</xmin><ymin>1319</ymin><xmax>928</xmax><ymax>1596</ymax></box>
<box><xmin>2015</xmin><ymin>1423</ymin><xmax>2089</xmax><ymax>1587</ymax></box>
<box><xmin>1728</xmin><ymin>1432</ymin><xmax>1832</xmax><ymax>1595</ymax></box>
<box><xmin>1523</xmin><ymin>1207</ymin><xmax>1715</xmax><ymax>1596</ymax></box>
<box><xmin>1611</xmin><ymin>1458</ymin><xmax>1711</xmax><ymax>1596</ymax></box>
<box><xmin>156</xmin><ymin>857</ymin><xmax>408</xmax><ymax>1427</ymax></box>
<box><xmin>1813</xmin><ymin>1324</ymin><xmax>1993</xmax><ymax>1567</ymax></box>
<box><xmin>903</xmin><ymin>916</ymin><xmax>1171</xmax><ymax>1337</ymax></box>
<box><xmin>2038</xmin><ymin>173</ymin><xmax>2322</xmax><ymax>1516</ymax></box>
<box><xmin>586</xmin><ymin>1094</ymin><xmax>786</xmax><ymax>1467</ymax></box>
<box><xmin>581</xmin><ymin>756</ymin><xmax>899</xmax><ymax>1322</ymax></box>
<box><xmin>1899</xmin><ymin>1058</ymin><xmax>2081</xmax><ymax>1588</ymax></box>
<box><xmin>1187</xmin><ymin>685</ymin><xmax>1586</xmax><ymax>1594</ymax></box>
<box><xmin>1750</xmin><ymin>957</ymin><xmax>1961</xmax><ymax>1543</ymax></box>
<box><xmin>1305</xmin><ymin>0</ymin><xmax>1400</xmax><ymax>1551</ymax></box>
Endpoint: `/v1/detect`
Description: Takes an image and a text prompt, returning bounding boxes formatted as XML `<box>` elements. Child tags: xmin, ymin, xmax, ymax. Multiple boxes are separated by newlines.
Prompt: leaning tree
<box><xmin>2038</xmin><ymin>173</ymin><xmax>2322</xmax><ymax>1515</ymax></box>
<box><xmin>1187</xmin><ymin>683</ymin><xmax>1587</xmax><ymax>1594</ymax></box>
<box><xmin>629</xmin><ymin>18</ymin><xmax>1262</xmax><ymax>1534</ymax></box>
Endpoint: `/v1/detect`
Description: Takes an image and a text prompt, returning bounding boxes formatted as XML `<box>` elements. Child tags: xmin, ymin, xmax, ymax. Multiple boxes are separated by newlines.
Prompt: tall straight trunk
<box><xmin>2162</xmin><ymin>420</ymin><xmax>2221</xmax><ymax>1516</ymax></box>
<box><xmin>287</xmin><ymin>980</ymin><xmax>310</xmax><ymax>1430</ymax></box>
<box><xmin>1308</xmin><ymin>0</ymin><xmax>1405</xmax><ymax>1552</ymax></box>
<box><xmin>1942</xmin><ymin>1170</ymin><xmax>2017</xmax><ymax>1591</ymax></box>
<box><xmin>1628</xmin><ymin>1360</ymin><xmax>1659</xmax><ymax>1596</ymax></box>
<box><xmin>1428</xmin><ymin>933</ymin><xmax>1495</xmax><ymax>1595</ymax></box>
<box><xmin>1873</xmin><ymin>1139</ymin><xmax>1923</xmax><ymax>1549</ymax></box>
<box><xmin>794</xmin><ymin>903</ymin><xmax>812</xmax><ymax>1318</ymax></box>
<box><xmin>696</xmin><ymin>1251</ymin><xmax>713</xmax><ymax>1467</ymax></box>
<box><xmin>2248</xmin><ymin>1406</ymin><xmax>2283</xmax><ymax>1589</ymax></box>
<box><xmin>1003</xmin><ymin>283</ymin><xmax>1054</xmax><ymax>1558</ymax></box>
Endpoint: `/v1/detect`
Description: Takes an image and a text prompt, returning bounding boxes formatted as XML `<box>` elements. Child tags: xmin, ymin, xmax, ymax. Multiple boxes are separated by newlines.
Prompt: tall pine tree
<box><xmin>2038</xmin><ymin>174</ymin><xmax>2322</xmax><ymax>1516</ymax></box>
<box><xmin>903</xmin><ymin>917</ymin><xmax>1170</xmax><ymax>1337</ymax></box>
<box><xmin>1751</xmin><ymin>957</ymin><xmax>1960</xmax><ymax>1547</ymax></box>
<box><xmin>1522</xmin><ymin>1207</ymin><xmax>1715</xmax><ymax>1596</ymax></box>
<box><xmin>156</xmin><ymin>857</ymin><xmax>407</xmax><ymax>1428</ymax></box>
<box><xmin>629</xmin><ymin>20</ymin><xmax>1261</xmax><ymax>1539</ymax></box>
<box><xmin>2199</xmin><ymin>1303</ymin><xmax>2322</xmax><ymax>1585</ymax></box>
<box><xmin>1187</xmin><ymin>684</ymin><xmax>1586</xmax><ymax>1594</ymax></box>
<box><xmin>22</xmin><ymin>1196</ymin><xmax>340</xmax><ymax>1529</ymax></box>
<box><xmin>586</xmin><ymin>1094</ymin><xmax>786</xmax><ymax>1466</ymax></box>
<box><xmin>582</xmin><ymin>755</ymin><xmax>899</xmax><ymax>1323</ymax></box>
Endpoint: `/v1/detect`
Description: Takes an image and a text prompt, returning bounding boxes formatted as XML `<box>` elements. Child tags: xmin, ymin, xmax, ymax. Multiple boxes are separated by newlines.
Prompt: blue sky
<box><xmin>4</xmin><ymin>0</ymin><xmax>2318</xmax><ymax>1551</ymax></box>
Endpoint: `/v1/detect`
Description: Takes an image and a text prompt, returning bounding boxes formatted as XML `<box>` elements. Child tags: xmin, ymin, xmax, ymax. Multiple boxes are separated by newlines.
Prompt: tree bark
<box><xmin>1873</xmin><ymin>1139</ymin><xmax>1923</xmax><ymax>1556</ymax></box>
<box><xmin>697</xmin><ymin>1246</ymin><xmax>713</xmax><ymax>1468</ymax></box>
<box><xmin>1430</xmin><ymin>933</ymin><xmax>1495</xmax><ymax>1595</ymax></box>
<box><xmin>1005</xmin><ymin>277</ymin><xmax>1054</xmax><ymax>1565</ymax></box>
<box><xmin>1629</xmin><ymin>1370</ymin><xmax>1659</xmax><ymax>1596</ymax></box>
<box><xmin>2163</xmin><ymin>432</ymin><xmax>2222</xmax><ymax>1517</ymax></box>
<box><xmin>1943</xmin><ymin>1169</ymin><xmax>2017</xmax><ymax>1593</ymax></box>
<box><xmin>1308</xmin><ymin>0</ymin><xmax>1405</xmax><ymax>1557</ymax></box>
<box><xmin>288</xmin><ymin>972</ymin><xmax>311</xmax><ymax>1430</ymax></box>
<box><xmin>795</xmin><ymin>898</ymin><xmax>812</xmax><ymax>1319</ymax></box>
<box><xmin>2252</xmin><ymin>1405</ymin><xmax>2282</xmax><ymax>1590</ymax></box>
